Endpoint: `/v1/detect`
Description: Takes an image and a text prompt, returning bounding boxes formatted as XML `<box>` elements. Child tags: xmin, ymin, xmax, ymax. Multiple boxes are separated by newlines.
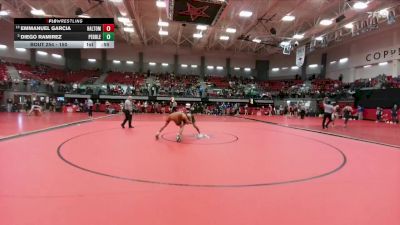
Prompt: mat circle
<box><xmin>57</xmin><ymin>128</ymin><xmax>347</xmax><ymax>188</ymax></box>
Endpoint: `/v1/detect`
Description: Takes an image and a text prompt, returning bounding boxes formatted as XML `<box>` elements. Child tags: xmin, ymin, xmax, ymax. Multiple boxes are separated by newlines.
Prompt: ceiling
<box><xmin>1</xmin><ymin>0</ymin><xmax>399</xmax><ymax>55</ymax></box>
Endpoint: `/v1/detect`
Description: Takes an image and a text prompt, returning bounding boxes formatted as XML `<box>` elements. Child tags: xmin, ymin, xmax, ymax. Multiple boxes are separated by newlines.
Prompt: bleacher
<box><xmin>61</xmin><ymin>70</ymin><xmax>100</xmax><ymax>83</ymax></box>
<box><xmin>13</xmin><ymin>63</ymin><xmax>40</xmax><ymax>80</ymax></box>
<box><xmin>258</xmin><ymin>80</ymin><xmax>304</xmax><ymax>92</ymax></box>
<box><xmin>41</xmin><ymin>68</ymin><xmax>66</xmax><ymax>81</ymax></box>
<box><xmin>3</xmin><ymin>61</ymin><xmax>400</xmax><ymax>101</ymax></box>
<box><xmin>311</xmin><ymin>79</ymin><xmax>342</xmax><ymax>92</ymax></box>
<box><xmin>205</xmin><ymin>76</ymin><xmax>230</xmax><ymax>88</ymax></box>
<box><xmin>104</xmin><ymin>72</ymin><xmax>145</xmax><ymax>85</ymax></box>
<box><xmin>0</xmin><ymin>63</ymin><xmax>8</xmax><ymax>81</ymax></box>
<box><xmin>13</xmin><ymin>63</ymin><xmax>100</xmax><ymax>83</ymax></box>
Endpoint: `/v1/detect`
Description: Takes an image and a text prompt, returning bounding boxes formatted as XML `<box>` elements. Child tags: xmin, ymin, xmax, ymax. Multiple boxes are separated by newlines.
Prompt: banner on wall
<box><xmin>364</xmin><ymin>45</ymin><xmax>400</xmax><ymax>64</ymax></box>
<box><xmin>296</xmin><ymin>45</ymin><xmax>306</xmax><ymax>67</ymax></box>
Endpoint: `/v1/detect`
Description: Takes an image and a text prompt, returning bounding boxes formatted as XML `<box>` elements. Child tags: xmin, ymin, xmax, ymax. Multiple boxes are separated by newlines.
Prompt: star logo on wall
<box><xmin>179</xmin><ymin>3</ymin><xmax>210</xmax><ymax>21</ymax></box>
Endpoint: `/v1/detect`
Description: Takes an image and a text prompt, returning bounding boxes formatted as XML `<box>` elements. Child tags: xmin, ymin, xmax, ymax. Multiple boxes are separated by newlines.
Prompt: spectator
<box><xmin>95</xmin><ymin>99</ymin><xmax>100</xmax><ymax>112</ymax></box>
<box><xmin>391</xmin><ymin>104</ymin><xmax>398</xmax><ymax>124</ymax></box>
<box><xmin>7</xmin><ymin>98</ymin><xmax>13</xmax><ymax>112</ymax></box>
<box><xmin>25</xmin><ymin>98</ymin><xmax>32</xmax><ymax>112</ymax></box>
<box><xmin>87</xmin><ymin>98</ymin><xmax>94</xmax><ymax>118</ymax></box>
<box><xmin>376</xmin><ymin>107</ymin><xmax>383</xmax><ymax>123</ymax></box>
<box><xmin>170</xmin><ymin>97</ymin><xmax>177</xmax><ymax>112</ymax></box>
<box><xmin>357</xmin><ymin>105</ymin><xmax>364</xmax><ymax>120</ymax></box>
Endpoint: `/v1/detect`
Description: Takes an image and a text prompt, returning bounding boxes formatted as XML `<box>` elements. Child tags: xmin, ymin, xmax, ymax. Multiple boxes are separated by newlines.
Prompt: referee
<box><xmin>322</xmin><ymin>97</ymin><xmax>334</xmax><ymax>129</ymax></box>
<box><xmin>121</xmin><ymin>96</ymin><xmax>134</xmax><ymax>128</ymax></box>
<box><xmin>87</xmin><ymin>98</ymin><xmax>93</xmax><ymax>118</ymax></box>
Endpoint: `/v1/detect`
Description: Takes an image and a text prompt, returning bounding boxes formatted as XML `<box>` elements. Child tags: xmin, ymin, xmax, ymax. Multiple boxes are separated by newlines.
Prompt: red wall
<box><xmin>364</xmin><ymin>108</ymin><xmax>393</xmax><ymax>121</ymax></box>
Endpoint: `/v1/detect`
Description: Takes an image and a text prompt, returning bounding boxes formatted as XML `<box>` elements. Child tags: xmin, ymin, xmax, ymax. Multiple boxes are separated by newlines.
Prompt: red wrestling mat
<box><xmin>0</xmin><ymin>112</ymin><xmax>106</xmax><ymax>138</ymax></box>
<box><xmin>0</xmin><ymin>115</ymin><xmax>399</xmax><ymax>225</ymax></box>
<box><xmin>241</xmin><ymin>115</ymin><xmax>400</xmax><ymax>147</ymax></box>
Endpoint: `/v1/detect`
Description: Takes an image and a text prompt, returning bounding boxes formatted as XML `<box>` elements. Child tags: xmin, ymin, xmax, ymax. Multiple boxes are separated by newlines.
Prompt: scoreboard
<box><xmin>14</xmin><ymin>18</ymin><xmax>115</xmax><ymax>49</ymax></box>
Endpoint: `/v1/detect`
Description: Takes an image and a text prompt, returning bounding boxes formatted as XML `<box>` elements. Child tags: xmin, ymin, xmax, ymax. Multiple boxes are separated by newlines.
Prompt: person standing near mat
<box><xmin>376</xmin><ymin>107</ymin><xmax>383</xmax><ymax>123</ymax></box>
<box><xmin>121</xmin><ymin>96</ymin><xmax>134</xmax><ymax>128</ymax></box>
<box><xmin>155</xmin><ymin>103</ymin><xmax>201</xmax><ymax>142</ymax></box>
<box><xmin>87</xmin><ymin>98</ymin><xmax>94</xmax><ymax>118</ymax></box>
<box><xmin>322</xmin><ymin>97</ymin><xmax>334</xmax><ymax>129</ymax></box>
<box><xmin>299</xmin><ymin>102</ymin><xmax>306</xmax><ymax>119</ymax></box>
<box><xmin>390</xmin><ymin>104</ymin><xmax>398</xmax><ymax>124</ymax></box>
<box><xmin>170</xmin><ymin>97</ymin><xmax>177</xmax><ymax>112</ymax></box>
<box><xmin>25</xmin><ymin>98</ymin><xmax>32</xmax><ymax>113</ymax></box>
<box><xmin>357</xmin><ymin>105</ymin><xmax>364</xmax><ymax>120</ymax></box>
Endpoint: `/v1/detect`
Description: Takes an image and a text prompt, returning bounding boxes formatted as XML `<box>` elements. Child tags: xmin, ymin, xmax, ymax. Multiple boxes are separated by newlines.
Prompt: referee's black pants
<box><xmin>122</xmin><ymin>110</ymin><xmax>132</xmax><ymax>127</ymax></box>
<box><xmin>88</xmin><ymin>106</ymin><xmax>93</xmax><ymax>117</ymax></box>
<box><xmin>322</xmin><ymin>113</ymin><xmax>332</xmax><ymax>129</ymax></box>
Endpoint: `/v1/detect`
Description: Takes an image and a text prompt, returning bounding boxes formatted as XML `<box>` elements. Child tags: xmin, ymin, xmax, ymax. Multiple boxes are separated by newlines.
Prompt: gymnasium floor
<box><xmin>0</xmin><ymin>112</ymin><xmax>399</xmax><ymax>225</ymax></box>
<box><xmin>241</xmin><ymin>115</ymin><xmax>400</xmax><ymax>147</ymax></box>
<box><xmin>0</xmin><ymin>112</ymin><xmax>106</xmax><ymax>138</ymax></box>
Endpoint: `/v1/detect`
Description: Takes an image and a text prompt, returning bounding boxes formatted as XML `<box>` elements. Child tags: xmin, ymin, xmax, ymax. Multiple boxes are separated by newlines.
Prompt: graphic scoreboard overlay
<box><xmin>14</xmin><ymin>18</ymin><xmax>115</xmax><ymax>49</ymax></box>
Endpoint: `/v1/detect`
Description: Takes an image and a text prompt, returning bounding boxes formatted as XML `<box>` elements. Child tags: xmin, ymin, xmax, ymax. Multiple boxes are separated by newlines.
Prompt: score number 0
<box><xmin>103</xmin><ymin>24</ymin><xmax>115</xmax><ymax>32</ymax></box>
